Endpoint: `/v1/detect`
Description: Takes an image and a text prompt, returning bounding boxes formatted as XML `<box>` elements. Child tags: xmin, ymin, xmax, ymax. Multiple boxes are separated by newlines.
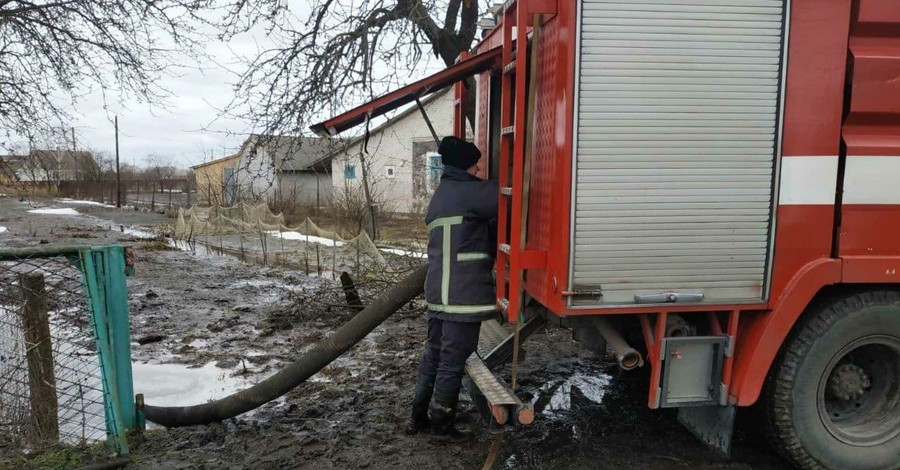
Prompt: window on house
<box><xmin>386</xmin><ymin>166</ymin><xmax>396</xmax><ymax>178</ymax></box>
<box><xmin>426</xmin><ymin>152</ymin><xmax>443</xmax><ymax>191</ymax></box>
<box><xmin>344</xmin><ymin>164</ymin><xmax>357</xmax><ymax>180</ymax></box>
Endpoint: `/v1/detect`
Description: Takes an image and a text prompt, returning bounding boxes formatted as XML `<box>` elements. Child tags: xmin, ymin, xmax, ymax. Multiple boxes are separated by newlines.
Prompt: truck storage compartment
<box><xmin>569</xmin><ymin>0</ymin><xmax>788</xmax><ymax>306</ymax></box>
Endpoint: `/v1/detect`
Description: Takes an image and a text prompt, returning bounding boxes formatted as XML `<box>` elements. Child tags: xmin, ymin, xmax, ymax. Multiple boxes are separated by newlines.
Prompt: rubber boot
<box><xmin>404</xmin><ymin>377</ymin><xmax>433</xmax><ymax>435</ymax></box>
<box><xmin>429</xmin><ymin>403</ymin><xmax>473</xmax><ymax>444</ymax></box>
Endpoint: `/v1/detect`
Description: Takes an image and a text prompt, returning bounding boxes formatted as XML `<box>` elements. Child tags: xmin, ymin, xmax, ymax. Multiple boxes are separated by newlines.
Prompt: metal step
<box><xmin>482</xmin><ymin>315</ymin><xmax>546</xmax><ymax>369</ymax></box>
<box><xmin>478</xmin><ymin>319</ymin><xmax>512</xmax><ymax>357</ymax></box>
<box><xmin>465</xmin><ymin>316</ymin><xmax>547</xmax><ymax>426</ymax></box>
<box><xmin>465</xmin><ymin>354</ymin><xmax>526</xmax><ymax>426</ymax></box>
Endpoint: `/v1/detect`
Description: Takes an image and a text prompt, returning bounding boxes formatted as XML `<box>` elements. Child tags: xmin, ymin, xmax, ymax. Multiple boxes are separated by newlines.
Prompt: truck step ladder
<box><xmin>495</xmin><ymin>0</ymin><xmax>550</xmax><ymax>325</ymax></box>
<box><xmin>465</xmin><ymin>315</ymin><xmax>546</xmax><ymax>427</ymax></box>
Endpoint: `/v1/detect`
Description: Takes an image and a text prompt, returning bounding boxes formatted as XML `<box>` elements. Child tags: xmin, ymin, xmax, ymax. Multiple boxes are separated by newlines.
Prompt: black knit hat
<box><xmin>438</xmin><ymin>136</ymin><xmax>481</xmax><ymax>170</ymax></box>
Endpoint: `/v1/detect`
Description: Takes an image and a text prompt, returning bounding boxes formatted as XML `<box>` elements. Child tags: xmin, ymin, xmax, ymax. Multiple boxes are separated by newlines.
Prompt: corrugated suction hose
<box><xmin>144</xmin><ymin>264</ymin><xmax>427</xmax><ymax>427</ymax></box>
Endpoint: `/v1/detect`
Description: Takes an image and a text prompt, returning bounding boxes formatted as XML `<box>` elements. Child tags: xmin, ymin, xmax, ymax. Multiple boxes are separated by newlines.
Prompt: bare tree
<box><xmin>143</xmin><ymin>154</ymin><xmax>176</xmax><ymax>211</ymax></box>
<box><xmin>0</xmin><ymin>0</ymin><xmax>213</xmax><ymax>144</ymax></box>
<box><xmin>79</xmin><ymin>150</ymin><xmax>114</xmax><ymax>202</ymax></box>
<box><xmin>223</xmin><ymin>0</ymin><xmax>481</xmax><ymax>136</ymax></box>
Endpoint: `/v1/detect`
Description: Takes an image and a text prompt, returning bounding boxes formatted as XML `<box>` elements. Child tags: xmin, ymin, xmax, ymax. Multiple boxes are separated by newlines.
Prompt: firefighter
<box><xmin>404</xmin><ymin>136</ymin><xmax>499</xmax><ymax>443</ymax></box>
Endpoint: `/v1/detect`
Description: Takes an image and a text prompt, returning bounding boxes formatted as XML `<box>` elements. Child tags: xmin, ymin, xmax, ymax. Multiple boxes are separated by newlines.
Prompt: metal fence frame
<box><xmin>0</xmin><ymin>245</ymin><xmax>136</xmax><ymax>456</ymax></box>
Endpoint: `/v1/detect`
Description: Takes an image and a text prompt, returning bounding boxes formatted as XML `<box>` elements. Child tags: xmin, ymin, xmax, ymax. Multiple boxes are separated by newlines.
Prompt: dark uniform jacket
<box><xmin>424</xmin><ymin>165</ymin><xmax>499</xmax><ymax>322</ymax></box>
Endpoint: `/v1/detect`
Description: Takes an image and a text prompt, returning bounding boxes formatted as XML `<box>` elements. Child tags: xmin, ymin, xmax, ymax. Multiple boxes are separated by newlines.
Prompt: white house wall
<box><xmin>330</xmin><ymin>91</ymin><xmax>454</xmax><ymax>214</ymax></box>
<box><xmin>278</xmin><ymin>171</ymin><xmax>333</xmax><ymax>208</ymax></box>
<box><xmin>233</xmin><ymin>146</ymin><xmax>277</xmax><ymax>202</ymax></box>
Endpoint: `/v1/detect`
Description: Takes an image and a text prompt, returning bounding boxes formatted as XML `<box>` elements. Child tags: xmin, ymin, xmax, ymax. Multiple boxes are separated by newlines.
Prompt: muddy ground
<box><xmin>0</xmin><ymin>196</ymin><xmax>791</xmax><ymax>469</ymax></box>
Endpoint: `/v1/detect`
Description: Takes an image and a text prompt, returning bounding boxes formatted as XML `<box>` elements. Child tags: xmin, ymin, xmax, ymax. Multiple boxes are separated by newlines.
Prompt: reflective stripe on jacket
<box><xmin>424</xmin><ymin>166</ymin><xmax>499</xmax><ymax>322</ymax></box>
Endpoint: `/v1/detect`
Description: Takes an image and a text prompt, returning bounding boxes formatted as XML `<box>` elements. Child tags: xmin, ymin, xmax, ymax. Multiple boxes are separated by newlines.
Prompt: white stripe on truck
<box><xmin>778</xmin><ymin>156</ymin><xmax>838</xmax><ymax>206</ymax></box>
<box><xmin>843</xmin><ymin>156</ymin><xmax>900</xmax><ymax>205</ymax></box>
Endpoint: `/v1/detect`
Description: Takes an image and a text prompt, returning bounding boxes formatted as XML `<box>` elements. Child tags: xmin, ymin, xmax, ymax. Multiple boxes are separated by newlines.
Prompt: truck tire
<box><xmin>766</xmin><ymin>290</ymin><xmax>900</xmax><ymax>470</ymax></box>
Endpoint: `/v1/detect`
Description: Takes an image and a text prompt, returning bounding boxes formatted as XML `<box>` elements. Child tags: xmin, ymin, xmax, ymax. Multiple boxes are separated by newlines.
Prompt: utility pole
<box><xmin>115</xmin><ymin>116</ymin><xmax>121</xmax><ymax>208</ymax></box>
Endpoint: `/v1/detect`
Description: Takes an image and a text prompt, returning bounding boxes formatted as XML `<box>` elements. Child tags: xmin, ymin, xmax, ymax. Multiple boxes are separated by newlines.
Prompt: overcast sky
<box><xmin>62</xmin><ymin>26</ymin><xmax>275</xmax><ymax>169</ymax></box>
<box><xmin>48</xmin><ymin>7</ymin><xmax>449</xmax><ymax>170</ymax></box>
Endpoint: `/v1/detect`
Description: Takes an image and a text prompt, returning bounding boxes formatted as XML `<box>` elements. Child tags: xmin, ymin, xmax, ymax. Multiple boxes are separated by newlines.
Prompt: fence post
<box><xmin>80</xmin><ymin>246</ymin><xmax>134</xmax><ymax>455</ymax></box>
<box><xmin>20</xmin><ymin>272</ymin><xmax>59</xmax><ymax>445</ymax></box>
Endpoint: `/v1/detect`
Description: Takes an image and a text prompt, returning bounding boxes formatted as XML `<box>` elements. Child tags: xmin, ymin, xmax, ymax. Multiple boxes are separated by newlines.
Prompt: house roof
<box><xmin>240</xmin><ymin>134</ymin><xmax>344</xmax><ymax>172</ymax></box>
<box><xmin>191</xmin><ymin>153</ymin><xmax>241</xmax><ymax>170</ymax></box>
<box><xmin>0</xmin><ymin>155</ymin><xmax>25</xmax><ymax>178</ymax></box>
<box><xmin>28</xmin><ymin>150</ymin><xmax>96</xmax><ymax>172</ymax></box>
<box><xmin>0</xmin><ymin>154</ymin><xmax>25</xmax><ymax>169</ymax></box>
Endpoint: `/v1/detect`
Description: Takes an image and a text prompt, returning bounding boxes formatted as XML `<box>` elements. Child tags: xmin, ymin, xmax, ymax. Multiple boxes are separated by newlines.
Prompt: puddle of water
<box><xmin>133</xmin><ymin>362</ymin><xmax>253</xmax><ymax>407</ymax></box>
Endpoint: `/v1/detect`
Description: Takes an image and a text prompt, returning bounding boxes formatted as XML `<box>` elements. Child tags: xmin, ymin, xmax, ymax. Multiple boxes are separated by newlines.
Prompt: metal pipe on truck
<box><xmin>591</xmin><ymin>317</ymin><xmax>644</xmax><ymax>370</ymax></box>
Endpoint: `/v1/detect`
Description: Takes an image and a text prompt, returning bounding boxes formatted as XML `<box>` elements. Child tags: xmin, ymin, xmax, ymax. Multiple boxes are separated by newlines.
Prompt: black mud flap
<box><xmin>677</xmin><ymin>404</ymin><xmax>736</xmax><ymax>458</ymax></box>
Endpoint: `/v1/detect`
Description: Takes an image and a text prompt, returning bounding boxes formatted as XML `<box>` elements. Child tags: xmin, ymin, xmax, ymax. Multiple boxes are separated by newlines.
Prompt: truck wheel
<box><xmin>766</xmin><ymin>290</ymin><xmax>900</xmax><ymax>470</ymax></box>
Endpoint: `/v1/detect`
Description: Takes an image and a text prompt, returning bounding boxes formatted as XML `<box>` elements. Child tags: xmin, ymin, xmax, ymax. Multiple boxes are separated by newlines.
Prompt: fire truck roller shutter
<box><xmin>570</xmin><ymin>0</ymin><xmax>788</xmax><ymax>306</ymax></box>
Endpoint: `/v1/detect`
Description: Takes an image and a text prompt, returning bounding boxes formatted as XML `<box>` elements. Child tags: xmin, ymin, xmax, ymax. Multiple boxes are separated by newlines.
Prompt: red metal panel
<box><xmin>843</xmin><ymin>256</ymin><xmax>900</xmax><ymax>283</ymax></box>
<box><xmin>526</xmin><ymin>0</ymin><xmax>558</xmax><ymax>17</ymax></box>
<box><xmin>845</xmin><ymin>51</ymin><xmax>900</xmax><ymax>116</ymax></box>
<box><xmin>843</xmin><ymin>123</ymin><xmax>900</xmax><ymax>155</ymax></box>
<box><xmin>520</xmin><ymin>0</ymin><xmax>577</xmax><ymax>315</ymax></box>
<box><xmin>780</xmin><ymin>0</ymin><xmax>852</xmax><ymax>158</ymax></box>
<box><xmin>524</xmin><ymin>14</ymin><xmax>559</xmax><ymax>303</ymax></box>
<box><xmin>840</xmin><ymin>0</ymin><xmax>900</xmax><ymax>257</ymax></box>
<box><xmin>732</xmin><ymin>258</ymin><xmax>842</xmax><ymax>406</ymax></box>
<box><xmin>840</xmin><ymin>206</ymin><xmax>900</xmax><ymax>256</ymax></box>
<box><xmin>857</xmin><ymin>0</ymin><xmax>900</xmax><ymax>23</ymax></box>
<box><xmin>309</xmin><ymin>47</ymin><xmax>502</xmax><ymax>136</ymax></box>
<box><xmin>699</xmin><ymin>0</ymin><xmax>853</xmax><ymax>405</ymax></box>
<box><xmin>768</xmin><ymin>0</ymin><xmax>851</xmax><ymax>303</ymax></box>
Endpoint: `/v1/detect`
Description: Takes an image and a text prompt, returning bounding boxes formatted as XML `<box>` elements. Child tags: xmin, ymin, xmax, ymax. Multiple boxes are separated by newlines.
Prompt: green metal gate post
<box><xmin>80</xmin><ymin>246</ymin><xmax>135</xmax><ymax>455</ymax></box>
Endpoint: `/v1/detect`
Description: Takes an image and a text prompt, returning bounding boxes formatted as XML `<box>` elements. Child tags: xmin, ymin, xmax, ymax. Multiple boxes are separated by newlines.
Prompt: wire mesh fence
<box><xmin>0</xmin><ymin>254</ymin><xmax>107</xmax><ymax>453</ymax></box>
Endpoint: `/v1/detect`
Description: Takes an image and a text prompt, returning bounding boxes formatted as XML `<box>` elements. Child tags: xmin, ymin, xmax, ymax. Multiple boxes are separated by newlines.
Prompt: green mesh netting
<box><xmin>174</xmin><ymin>203</ymin><xmax>386</xmax><ymax>266</ymax></box>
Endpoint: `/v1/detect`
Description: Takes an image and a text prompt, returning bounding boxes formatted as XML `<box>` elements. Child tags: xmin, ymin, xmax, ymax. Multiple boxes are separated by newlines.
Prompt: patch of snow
<box><xmin>534</xmin><ymin>373</ymin><xmax>612</xmax><ymax>416</ymax></box>
<box><xmin>133</xmin><ymin>362</ymin><xmax>253</xmax><ymax>407</ymax></box>
<box><xmin>379</xmin><ymin>247</ymin><xmax>426</xmax><ymax>258</ymax></box>
<box><xmin>59</xmin><ymin>198</ymin><xmax>115</xmax><ymax>208</ymax></box>
<box><xmin>27</xmin><ymin>207</ymin><xmax>80</xmax><ymax>216</ymax></box>
<box><xmin>267</xmin><ymin>230</ymin><xmax>345</xmax><ymax>247</ymax></box>
<box><xmin>121</xmin><ymin>227</ymin><xmax>157</xmax><ymax>239</ymax></box>
<box><xmin>0</xmin><ymin>226</ymin><xmax>7</xmax><ymax>233</ymax></box>
<box><xmin>188</xmin><ymin>339</ymin><xmax>209</xmax><ymax>349</ymax></box>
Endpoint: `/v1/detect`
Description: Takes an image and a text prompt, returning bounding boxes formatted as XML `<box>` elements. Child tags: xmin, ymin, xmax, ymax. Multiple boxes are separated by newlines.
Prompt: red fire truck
<box><xmin>313</xmin><ymin>1</ymin><xmax>900</xmax><ymax>468</ymax></box>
